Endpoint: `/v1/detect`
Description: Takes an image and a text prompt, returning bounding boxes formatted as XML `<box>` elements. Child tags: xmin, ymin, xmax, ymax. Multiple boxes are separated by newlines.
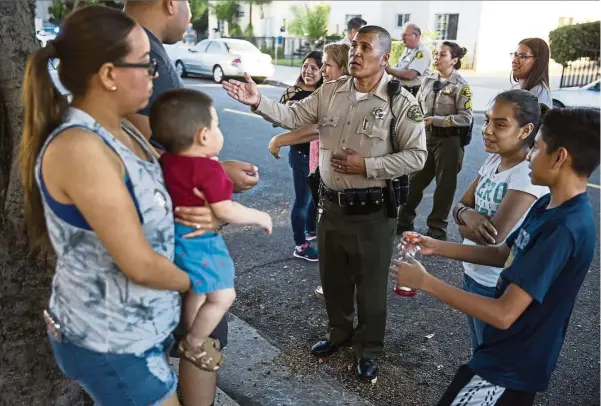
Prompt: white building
<box><xmin>210</xmin><ymin>1</ymin><xmax>599</xmax><ymax>72</ymax></box>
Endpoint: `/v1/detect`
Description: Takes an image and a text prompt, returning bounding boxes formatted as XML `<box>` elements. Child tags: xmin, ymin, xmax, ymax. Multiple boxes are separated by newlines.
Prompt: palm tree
<box><xmin>244</xmin><ymin>0</ymin><xmax>271</xmax><ymax>37</ymax></box>
<box><xmin>288</xmin><ymin>4</ymin><xmax>330</xmax><ymax>42</ymax></box>
<box><xmin>212</xmin><ymin>0</ymin><xmax>242</xmax><ymax>36</ymax></box>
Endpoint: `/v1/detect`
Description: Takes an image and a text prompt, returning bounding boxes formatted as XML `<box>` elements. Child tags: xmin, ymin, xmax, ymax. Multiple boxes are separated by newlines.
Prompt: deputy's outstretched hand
<box><xmin>222</xmin><ymin>72</ymin><xmax>261</xmax><ymax>107</ymax></box>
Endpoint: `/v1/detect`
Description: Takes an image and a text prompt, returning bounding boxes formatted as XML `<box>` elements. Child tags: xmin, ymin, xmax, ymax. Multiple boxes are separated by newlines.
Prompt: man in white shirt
<box><xmin>339</xmin><ymin>17</ymin><xmax>367</xmax><ymax>46</ymax></box>
<box><xmin>386</xmin><ymin>23</ymin><xmax>432</xmax><ymax>96</ymax></box>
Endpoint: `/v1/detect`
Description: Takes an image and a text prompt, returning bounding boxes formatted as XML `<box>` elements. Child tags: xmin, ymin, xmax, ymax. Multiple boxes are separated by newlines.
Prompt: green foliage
<box><xmin>48</xmin><ymin>0</ymin><xmax>69</xmax><ymax>24</ymax></box>
<box><xmin>325</xmin><ymin>34</ymin><xmax>343</xmax><ymax>41</ymax></box>
<box><xmin>549</xmin><ymin>21</ymin><xmax>600</xmax><ymax>65</ymax></box>
<box><xmin>189</xmin><ymin>0</ymin><xmax>209</xmax><ymax>24</ymax></box>
<box><xmin>288</xmin><ymin>4</ymin><xmax>330</xmax><ymax>41</ymax></box>
<box><xmin>230</xmin><ymin>23</ymin><xmax>243</xmax><ymax>36</ymax></box>
<box><xmin>390</xmin><ymin>41</ymin><xmax>404</xmax><ymax>64</ymax></box>
<box><xmin>245</xmin><ymin>23</ymin><xmax>254</xmax><ymax>38</ymax></box>
<box><xmin>260</xmin><ymin>45</ymin><xmax>275</xmax><ymax>58</ymax></box>
<box><xmin>212</xmin><ymin>0</ymin><xmax>242</xmax><ymax>34</ymax></box>
<box><xmin>48</xmin><ymin>0</ymin><xmax>123</xmax><ymax>24</ymax></box>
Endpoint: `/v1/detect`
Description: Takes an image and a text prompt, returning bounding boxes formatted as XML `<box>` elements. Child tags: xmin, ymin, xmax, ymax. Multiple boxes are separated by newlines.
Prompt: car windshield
<box><xmin>225</xmin><ymin>41</ymin><xmax>260</xmax><ymax>54</ymax></box>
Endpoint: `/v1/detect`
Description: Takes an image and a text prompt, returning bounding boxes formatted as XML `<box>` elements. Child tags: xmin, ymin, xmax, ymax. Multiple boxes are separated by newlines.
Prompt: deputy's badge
<box><xmin>465</xmin><ymin>100</ymin><xmax>472</xmax><ymax>110</ymax></box>
<box><xmin>372</xmin><ymin>108</ymin><xmax>385</xmax><ymax>120</ymax></box>
<box><xmin>416</xmin><ymin>51</ymin><xmax>424</xmax><ymax>59</ymax></box>
<box><xmin>406</xmin><ymin>104</ymin><xmax>424</xmax><ymax>123</ymax></box>
<box><xmin>442</xmin><ymin>88</ymin><xmax>452</xmax><ymax>95</ymax></box>
<box><xmin>444</xmin><ymin>116</ymin><xmax>452</xmax><ymax>127</ymax></box>
<box><xmin>460</xmin><ymin>86</ymin><xmax>472</xmax><ymax>99</ymax></box>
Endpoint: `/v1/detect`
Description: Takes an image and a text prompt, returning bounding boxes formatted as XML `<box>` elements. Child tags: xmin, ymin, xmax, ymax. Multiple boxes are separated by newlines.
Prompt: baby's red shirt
<box><xmin>159</xmin><ymin>152</ymin><xmax>233</xmax><ymax>207</ymax></box>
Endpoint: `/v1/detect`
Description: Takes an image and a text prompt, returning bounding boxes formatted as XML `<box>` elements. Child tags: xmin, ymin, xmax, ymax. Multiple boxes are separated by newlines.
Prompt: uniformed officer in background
<box><xmin>386</xmin><ymin>23</ymin><xmax>432</xmax><ymax>96</ymax></box>
<box><xmin>397</xmin><ymin>41</ymin><xmax>473</xmax><ymax>240</ymax></box>
<box><xmin>223</xmin><ymin>25</ymin><xmax>427</xmax><ymax>382</ymax></box>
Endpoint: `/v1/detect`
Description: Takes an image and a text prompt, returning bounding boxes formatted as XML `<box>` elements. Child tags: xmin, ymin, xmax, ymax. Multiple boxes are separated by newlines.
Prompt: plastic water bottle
<box><xmin>393</xmin><ymin>232</ymin><xmax>420</xmax><ymax>298</ymax></box>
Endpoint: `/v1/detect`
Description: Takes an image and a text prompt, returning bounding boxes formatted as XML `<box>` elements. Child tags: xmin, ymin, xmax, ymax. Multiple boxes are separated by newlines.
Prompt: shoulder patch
<box><xmin>406</xmin><ymin>104</ymin><xmax>424</xmax><ymax>123</ymax></box>
<box><xmin>460</xmin><ymin>86</ymin><xmax>472</xmax><ymax>99</ymax></box>
<box><xmin>416</xmin><ymin>51</ymin><xmax>424</xmax><ymax>59</ymax></box>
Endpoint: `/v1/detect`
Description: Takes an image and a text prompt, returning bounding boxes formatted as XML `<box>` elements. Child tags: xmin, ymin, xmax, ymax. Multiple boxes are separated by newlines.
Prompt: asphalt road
<box><xmin>184</xmin><ymin>77</ymin><xmax>600</xmax><ymax>406</ymax></box>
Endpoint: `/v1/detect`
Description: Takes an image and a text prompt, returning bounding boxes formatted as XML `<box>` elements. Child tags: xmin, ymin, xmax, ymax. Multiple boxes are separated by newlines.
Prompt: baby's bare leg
<box><xmin>184</xmin><ymin>292</ymin><xmax>207</xmax><ymax>333</ymax></box>
<box><xmin>187</xmin><ymin>288</ymin><xmax>236</xmax><ymax>346</ymax></box>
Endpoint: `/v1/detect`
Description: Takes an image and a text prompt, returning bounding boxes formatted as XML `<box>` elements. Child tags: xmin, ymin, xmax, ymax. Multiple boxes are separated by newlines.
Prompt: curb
<box><xmin>217</xmin><ymin>314</ymin><xmax>373</xmax><ymax>406</ymax></box>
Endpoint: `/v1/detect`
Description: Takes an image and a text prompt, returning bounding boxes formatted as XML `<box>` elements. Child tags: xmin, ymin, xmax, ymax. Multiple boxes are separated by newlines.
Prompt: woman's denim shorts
<box><xmin>48</xmin><ymin>333</ymin><xmax>177</xmax><ymax>406</ymax></box>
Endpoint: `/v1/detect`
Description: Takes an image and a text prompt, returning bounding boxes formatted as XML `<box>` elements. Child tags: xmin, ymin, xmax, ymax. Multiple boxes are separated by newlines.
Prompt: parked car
<box><xmin>36</xmin><ymin>30</ymin><xmax>56</xmax><ymax>47</ymax></box>
<box><xmin>165</xmin><ymin>38</ymin><xmax>274</xmax><ymax>83</ymax></box>
<box><xmin>552</xmin><ymin>79</ymin><xmax>600</xmax><ymax>108</ymax></box>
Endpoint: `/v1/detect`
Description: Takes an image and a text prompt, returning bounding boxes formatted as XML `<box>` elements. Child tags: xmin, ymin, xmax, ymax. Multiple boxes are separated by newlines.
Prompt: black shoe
<box><xmin>396</xmin><ymin>224</ymin><xmax>414</xmax><ymax>236</ymax></box>
<box><xmin>426</xmin><ymin>230</ymin><xmax>447</xmax><ymax>240</ymax></box>
<box><xmin>355</xmin><ymin>357</ymin><xmax>378</xmax><ymax>382</ymax></box>
<box><xmin>311</xmin><ymin>340</ymin><xmax>348</xmax><ymax>357</ymax></box>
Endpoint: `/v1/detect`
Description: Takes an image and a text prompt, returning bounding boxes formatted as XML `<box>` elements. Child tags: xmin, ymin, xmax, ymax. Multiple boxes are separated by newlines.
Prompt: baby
<box><xmin>150</xmin><ymin>88</ymin><xmax>272</xmax><ymax>370</ymax></box>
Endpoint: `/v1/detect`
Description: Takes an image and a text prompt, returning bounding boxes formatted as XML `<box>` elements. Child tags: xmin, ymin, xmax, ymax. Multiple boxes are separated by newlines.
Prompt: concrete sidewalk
<box><xmin>265</xmin><ymin>65</ymin><xmax>561</xmax><ymax>112</ymax></box>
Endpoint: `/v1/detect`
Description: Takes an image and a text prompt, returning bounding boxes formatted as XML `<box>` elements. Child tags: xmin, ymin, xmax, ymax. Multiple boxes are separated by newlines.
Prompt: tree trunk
<box><xmin>0</xmin><ymin>1</ymin><xmax>88</xmax><ymax>404</ymax></box>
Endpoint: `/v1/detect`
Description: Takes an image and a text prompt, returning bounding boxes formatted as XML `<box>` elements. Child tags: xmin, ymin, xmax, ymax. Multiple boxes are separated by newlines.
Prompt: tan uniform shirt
<box><xmin>417</xmin><ymin>70</ymin><xmax>472</xmax><ymax>128</ymax></box>
<box><xmin>254</xmin><ymin>73</ymin><xmax>427</xmax><ymax>191</ymax></box>
<box><xmin>395</xmin><ymin>41</ymin><xmax>432</xmax><ymax>88</ymax></box>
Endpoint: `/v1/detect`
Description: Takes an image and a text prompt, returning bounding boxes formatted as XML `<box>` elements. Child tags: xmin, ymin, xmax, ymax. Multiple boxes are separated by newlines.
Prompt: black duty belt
<box><xmin>430</xmin><ymin>126</ymin><xmax>470</xmax><ymax>138</ymax></box>
<box><xmin>320</xmin><ymin>182</ymin><xmax>388</xmax><ymax>214</ymax></box>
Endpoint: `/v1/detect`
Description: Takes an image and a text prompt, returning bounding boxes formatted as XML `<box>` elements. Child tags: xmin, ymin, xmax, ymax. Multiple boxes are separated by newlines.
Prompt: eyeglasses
<box><xmin>113</xmin><ymin>58</ymin><xmax>158</xmax><ymax>76</ymax></box>
<box><xmin>510</xmin><ymin>53</ymin><xmax>535</xmax><ymax>62</ymax></box>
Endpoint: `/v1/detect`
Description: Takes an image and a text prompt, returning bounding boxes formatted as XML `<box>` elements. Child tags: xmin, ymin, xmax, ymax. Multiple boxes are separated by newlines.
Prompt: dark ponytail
<box><xmin>442</xmin><ymin>41</ymin><xmax>467</xmax><ymax>70</ymax></box>
<box><xmin>19</xmin><ymin>5</ymin><xmax>136</xmax><ymax>253</ymax></box>
<box><xmin>19</xmin><ymin>44</ymin><xmax>68</xmax><ymax>252</ymax></box>
<box><xmin>493</xmin><ymin>89</ymin><xmax>544</xmax><ymax>148</ymax></box>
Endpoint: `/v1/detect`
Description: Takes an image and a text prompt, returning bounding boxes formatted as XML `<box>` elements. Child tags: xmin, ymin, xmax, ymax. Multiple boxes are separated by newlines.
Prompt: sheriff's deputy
<box><xmin>386</xmin><ymin>23</ymin><xmax>432</xmax><ymax>96</ymax></box>
<box><xmin>223</xmin><ymin>25</ymin><xmax>427</xmax><ymax>382</ymax></box>
<box><xmin>397</xmin><ymin>41</ymin><xmax>473</xmax><ymax>240</ymax></box>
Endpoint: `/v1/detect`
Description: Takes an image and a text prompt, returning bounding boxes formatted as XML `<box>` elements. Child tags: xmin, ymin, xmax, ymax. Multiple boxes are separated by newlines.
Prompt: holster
<box><xmin>307</xmin><ymin>166</ymin><xmax>321</xmax><ymax>207</ymax></box>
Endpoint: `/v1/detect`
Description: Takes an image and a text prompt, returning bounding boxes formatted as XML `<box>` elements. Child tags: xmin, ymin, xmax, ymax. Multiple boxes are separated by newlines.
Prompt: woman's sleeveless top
<box><xmin>36</xmin><ymin>108</ymin><xmax>179</xmax><ymax>354</ymax></box>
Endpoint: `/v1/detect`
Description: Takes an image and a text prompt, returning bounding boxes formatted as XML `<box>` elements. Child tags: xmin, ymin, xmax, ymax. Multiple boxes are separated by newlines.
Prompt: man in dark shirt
<box><xmin>392</xmin><ymin>107</ymin><xmax>599</xmax><ymax>405</ymax></box>
<box><xmin>124</xmin><ymin>1</ymin><xmax>259</xmax><ymax>405</ymax></box>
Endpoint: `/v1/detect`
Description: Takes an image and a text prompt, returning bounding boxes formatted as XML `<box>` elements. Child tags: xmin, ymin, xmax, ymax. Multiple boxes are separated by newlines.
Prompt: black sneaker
<box><xmin>293</xmin><ymin>243</ymin><xmax>318</xmax><ymax>262</ymax></box>
<box><xmin>306</xmin><ymin>231</ymin><xmax>317</xmax><ymax>242</ymax></box>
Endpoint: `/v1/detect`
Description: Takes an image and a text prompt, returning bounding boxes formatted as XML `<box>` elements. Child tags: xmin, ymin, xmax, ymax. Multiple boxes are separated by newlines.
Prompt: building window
<box><xmin>558</xmin><ymin>16</ymin><xmax>574</xmax><ymax>26</ymax></box>
<box><xmin>397</xmin><ymin>14</ymin><xmax>410</xmax><ymax>27</ymax></box>
<box><xmin>345</xmin><ymin>14</ymin><xmax>362</xmax><ymax>24</ymax></box>
<box><xmin>435</xmin><ymin>13</ymin><xmax>459</xmax><ymax>40</ymax></box>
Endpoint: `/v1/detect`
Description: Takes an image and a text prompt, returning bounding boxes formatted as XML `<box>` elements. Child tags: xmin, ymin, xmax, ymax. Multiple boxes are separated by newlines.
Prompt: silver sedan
<box><xmin>166</xmin><ymin>38</ymin><xmax>274</xmax><ymax>83</ymax></box>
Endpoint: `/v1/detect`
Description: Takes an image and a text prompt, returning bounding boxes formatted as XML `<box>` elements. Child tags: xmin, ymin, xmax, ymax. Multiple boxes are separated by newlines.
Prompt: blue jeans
<box><xmin>462</xmin><ymin>274</ymin><xmax>497</xmax><ymax>355</ymax></box>
<box><xmin>49</xmin><ymin>333</ymin><xmax>177</xmax><ymax>406</ymax></box>
<box><xmin>289</xmin><ymin>147</ymin><xmax>316</xmax><ymax>245</ymax></box>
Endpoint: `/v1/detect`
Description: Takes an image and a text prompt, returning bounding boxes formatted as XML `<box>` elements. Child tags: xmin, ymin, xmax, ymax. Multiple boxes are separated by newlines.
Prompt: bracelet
<box><xmin>455</xmin><ymin>205</ymin><xmax>468</xmax><ymax>226</ymax></box>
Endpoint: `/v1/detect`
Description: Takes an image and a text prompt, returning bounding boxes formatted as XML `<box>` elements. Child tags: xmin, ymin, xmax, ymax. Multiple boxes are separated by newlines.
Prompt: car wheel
<box><xmin>552</xmin><ymin>99</ymin><xmax>565</xmax><ymax>108</ymax></box>
<box><xmin>213</xmin><ymin>65</ymin><xmax>224</xmax><ymax>83</ymax></box>
<box><xmin>176</xmin><ymin>61</ymin><xmax>187</xmax><ymax>78</ymax></box>
<box><xmin>253</xmin><ymin>77</ymin><xmax>267</xmax><ymax>84</ymax></box>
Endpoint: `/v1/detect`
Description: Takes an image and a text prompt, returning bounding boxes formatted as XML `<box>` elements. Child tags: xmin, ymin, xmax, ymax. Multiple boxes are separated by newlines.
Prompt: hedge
<box><xmin>549</xmin><ymin>21</ymin><xmax>600</xmax><ymax>66</ymax></box>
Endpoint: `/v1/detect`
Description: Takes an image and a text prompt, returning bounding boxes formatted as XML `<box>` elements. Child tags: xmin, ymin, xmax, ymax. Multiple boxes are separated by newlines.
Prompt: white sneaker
<box><xmin>314</xmin><ymin>285</ymin><xmax>323</xmax><ymax>295</ymax></box>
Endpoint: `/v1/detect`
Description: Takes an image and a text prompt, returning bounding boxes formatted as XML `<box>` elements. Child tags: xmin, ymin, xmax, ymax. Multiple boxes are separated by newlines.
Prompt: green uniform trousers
<box><xmin>317</xmin><ymin>199</ymin><xmax>397</xmax><ymax>359</ymax></box>
<box><xmin>398</xmin><ymin>131</ymin><xmax>464</xmax><ymax>236</ymax></box>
